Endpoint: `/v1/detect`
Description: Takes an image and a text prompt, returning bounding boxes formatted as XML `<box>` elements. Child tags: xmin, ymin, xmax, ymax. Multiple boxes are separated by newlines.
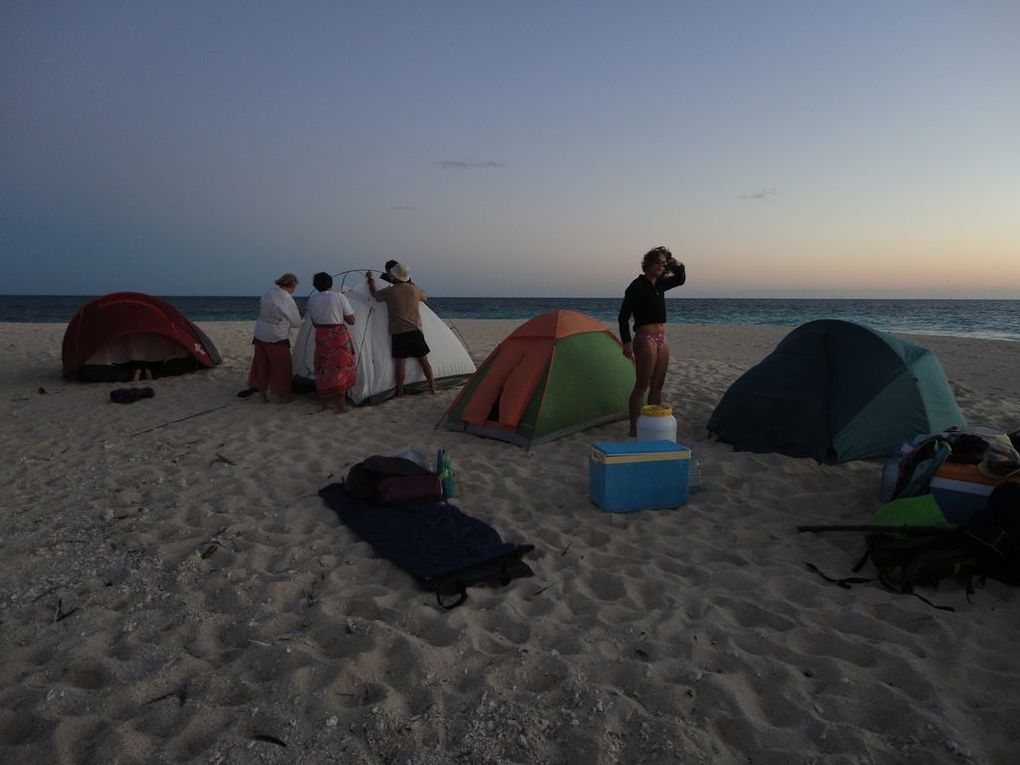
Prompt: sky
<box><xmin>2</xmin><ymin>1</ymin><xmax>1018</xmax><ymax>298</ymax></box>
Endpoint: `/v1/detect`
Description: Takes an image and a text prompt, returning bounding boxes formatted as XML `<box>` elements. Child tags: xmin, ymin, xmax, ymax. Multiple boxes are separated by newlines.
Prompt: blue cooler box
<box><xmin>589</xmin><ymin>440</ymin><xmax>690</xmax><ymax>512</ymax></box>
<box><xmin>929</xmin><ymin>462</ymin><xmax>1020</xmax><ymax>526</ymax></box>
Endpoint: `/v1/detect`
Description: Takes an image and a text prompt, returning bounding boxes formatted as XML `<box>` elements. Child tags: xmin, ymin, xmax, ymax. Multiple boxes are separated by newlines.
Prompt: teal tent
<box><xmin>707</xmin><ymin>320</ymin><xmax>966</xmax><ymax>463</ymax></box>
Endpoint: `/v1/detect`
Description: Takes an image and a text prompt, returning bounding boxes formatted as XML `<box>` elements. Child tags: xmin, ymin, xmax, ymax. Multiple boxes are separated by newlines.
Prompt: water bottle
<box><xmin>688</xmin><ymin>456</ymin><xmax>703</xmax><ymax>494</ymax></box>
<box><xmin>436</xmin><ymin>449</ymin><xmax>457</xmax><ymax>499</ymax></box>
<box><xmin>636</xmin><ymin>405</ymin><xmax>677</xmax><ymax>442</ymax></box>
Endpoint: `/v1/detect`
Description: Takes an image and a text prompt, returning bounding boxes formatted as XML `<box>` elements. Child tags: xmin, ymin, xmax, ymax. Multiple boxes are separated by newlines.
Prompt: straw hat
<box><xmin>388</xmin><ymin>263</ymin><xmax>411</xmax><ymax>282</ymax></box>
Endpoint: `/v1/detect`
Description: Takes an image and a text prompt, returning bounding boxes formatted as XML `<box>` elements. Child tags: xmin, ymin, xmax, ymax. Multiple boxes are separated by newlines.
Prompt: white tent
<box><xmin>292</xmin><ymin>280</ymin><xmax>476</xmax><ymax>405</ymax></box>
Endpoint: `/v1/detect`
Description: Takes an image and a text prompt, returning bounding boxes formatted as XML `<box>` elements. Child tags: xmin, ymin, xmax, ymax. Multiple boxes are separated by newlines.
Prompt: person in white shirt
<box><xmin>248</xmin><ymin>273</ymin><xmax>302</xmax><ymax>403</ymax></box>
<box><xmin>307</xmin><ymin>272</ymin><xmax>357</xmax><ymax>413</ymax></box>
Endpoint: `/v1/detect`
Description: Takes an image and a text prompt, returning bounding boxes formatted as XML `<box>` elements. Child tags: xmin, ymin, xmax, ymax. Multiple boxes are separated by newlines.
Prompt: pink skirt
<box><xmin>314</xmin><ymin>325</ymin><xmax>356</xmax><ymax>398</ymax></box>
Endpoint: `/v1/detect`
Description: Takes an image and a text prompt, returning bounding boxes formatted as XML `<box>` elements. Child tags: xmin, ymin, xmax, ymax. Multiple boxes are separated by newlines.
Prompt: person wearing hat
<box><xmin>248</xmin><ymin>272</ymin><xmax>302</xmax><ymax>403</ymax></box>
<box><xmin>379</xmin><ymin>260</ymin><xmax>401</xmax><ymax>285</ymax></box>
<box><xmin>366</xmin><ymin>262</ymin><xmax>435</xmax><ymax>397</ymax></box>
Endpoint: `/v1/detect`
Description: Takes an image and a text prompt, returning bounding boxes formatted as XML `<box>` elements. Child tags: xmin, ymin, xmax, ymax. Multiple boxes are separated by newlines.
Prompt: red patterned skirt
<box><xmin>314</xmin><ymin>324</ymin><xmax>356</xmax><ymax>398</ymax></box>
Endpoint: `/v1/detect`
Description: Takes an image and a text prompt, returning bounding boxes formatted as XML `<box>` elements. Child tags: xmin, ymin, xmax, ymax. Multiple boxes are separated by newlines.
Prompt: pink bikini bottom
<box><xmin>635</xmin><ymin>330</ymin><xmax>666</xmax><ymax>349</ymax></box>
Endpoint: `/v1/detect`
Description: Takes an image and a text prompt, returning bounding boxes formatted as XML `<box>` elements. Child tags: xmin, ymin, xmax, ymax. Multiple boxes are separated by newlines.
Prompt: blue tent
<box><xmin>707</xmin><ymin>320</ymin><xmax>966</xmax><ymax>463</ymax></box>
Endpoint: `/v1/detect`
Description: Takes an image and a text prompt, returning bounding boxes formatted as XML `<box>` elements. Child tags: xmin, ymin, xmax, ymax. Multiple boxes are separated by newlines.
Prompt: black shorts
<box><xmin>391</xmin><ymin>329</ymin><xmax>430</xmax><ymax>359</ymax></box>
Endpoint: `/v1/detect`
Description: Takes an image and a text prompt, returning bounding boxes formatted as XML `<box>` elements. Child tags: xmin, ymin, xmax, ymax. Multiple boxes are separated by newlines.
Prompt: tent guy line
<box><xmin>129</xmin><ymin>405</ymin><xmax>230</xmax><ymax>438</ymax></box>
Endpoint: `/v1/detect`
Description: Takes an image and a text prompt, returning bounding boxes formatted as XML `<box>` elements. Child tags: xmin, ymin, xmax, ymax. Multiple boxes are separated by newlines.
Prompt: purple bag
<box><xmin>375</xmin><ymin>475</ymin><xmax>443</xmax><ymax>506</ymax></box>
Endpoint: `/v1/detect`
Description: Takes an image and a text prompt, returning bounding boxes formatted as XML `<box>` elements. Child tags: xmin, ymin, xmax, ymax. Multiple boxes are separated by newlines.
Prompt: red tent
<box><xmin>62</xmin><ymin>292</ymin><xmax>221</xmax><ymax>382</ymax></box>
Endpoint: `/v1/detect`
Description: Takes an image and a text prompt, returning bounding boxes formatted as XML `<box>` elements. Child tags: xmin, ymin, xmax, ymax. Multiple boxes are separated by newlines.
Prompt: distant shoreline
<box><xmin>5</xmin><ymin>295</ymin><xmax>1017</xmax><ymax>342</ymax></box>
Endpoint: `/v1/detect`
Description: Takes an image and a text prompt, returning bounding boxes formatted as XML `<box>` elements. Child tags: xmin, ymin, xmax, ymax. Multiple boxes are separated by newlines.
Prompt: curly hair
<box><xmin>641</xmin><ymin>246</ymin><xmax>672</xmax><ymax>270</ymax></box>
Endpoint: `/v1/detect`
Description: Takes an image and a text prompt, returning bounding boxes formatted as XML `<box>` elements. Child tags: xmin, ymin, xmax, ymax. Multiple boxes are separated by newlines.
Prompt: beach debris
<box><xmin>53</xmin><ymin>599</ymin><xmax>78</xmax><ymax>622</ymax></box>
<box><xmin>528</xmin><ymin>584</ymin><xmax>552</xmax><ymax>598</ymax></box>
<box><xmin>325</xmin><ymin>716</ymin><xmax>339</xmax><ymax>728</ymax></box>
<box><xmin>37</xmin><ymin>387</ymin><xmax>46</xmax><ymax>394</ymax></box>
<box><xmin>200</xmin><ymin>535</ymin><xmax>235</xmax><ymax>559</ymax></box>
<box><xmin>31</xmin><ymin>584</ymin><xmax>63</xmax><ymax>603</ymax></box>
<box><xmin>252</xmin><ymin>733</ymin><xmax>288</xmax><ymax>748</ymax></box>
<box><xmin>199</xmin><ymin>526</ymin><xmax>236</xmax><ymax>559</ymax></box>
<box><xmin>944</xmin><ymin>739</ymin><xmax>973</xmax><ymax>759</ymax></box>
<box><xmin>212</xmin><ymin>452</ymin><xmax>236</xmax><ymax>466</ymax></box>
<box><xmin>111</xmin><ymin>507</ymin><xmax>146</xmax><ymax>521</ymax></box>
<box><xmin>144</xmin><ymin>684</ymin><xmax>188</xmax><ymax>706</ymax></box>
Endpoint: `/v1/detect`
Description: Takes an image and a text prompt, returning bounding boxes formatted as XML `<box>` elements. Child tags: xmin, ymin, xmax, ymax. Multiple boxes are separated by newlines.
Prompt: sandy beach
<box><xmin>1</xmin><ymin>319</ymin><xmax>1017</xmax><ymax>765</ymax></box>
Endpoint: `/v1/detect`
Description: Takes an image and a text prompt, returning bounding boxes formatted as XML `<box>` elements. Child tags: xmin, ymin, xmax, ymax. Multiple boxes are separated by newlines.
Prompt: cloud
<box><xmin>437</xmin><ymin>160</ymin><xmax>506</xmax><ymax>170</ymax></box>
<box><xmin>740</xmin><ymin>187</ymin><xmax>781</xmax><ymax>200</ymax></box>
<box><xmin>391</xmin><ymin>205</ymin><xmax>415</xmax><ymax>211</ymax></box>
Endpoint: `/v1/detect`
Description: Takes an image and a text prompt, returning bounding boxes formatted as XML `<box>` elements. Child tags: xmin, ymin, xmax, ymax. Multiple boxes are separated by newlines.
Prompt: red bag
<box><xmin>375</xmin><ymin>475</ymin><xmax>443</xmax><ymax>506</ymax></box>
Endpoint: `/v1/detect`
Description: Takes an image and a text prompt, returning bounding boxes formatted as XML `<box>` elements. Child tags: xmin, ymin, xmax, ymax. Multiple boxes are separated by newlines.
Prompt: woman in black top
<box><xmin>618</xmin><ymin>246</ymin><xmax>686</xmax><ymax>436</ymax></box>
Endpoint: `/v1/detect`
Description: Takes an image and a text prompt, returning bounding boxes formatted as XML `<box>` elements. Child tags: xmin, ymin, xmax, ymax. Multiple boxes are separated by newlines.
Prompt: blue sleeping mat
<box><xmin>318</xmin><ymin>483</ymin><xmax>534</xmax><ymax>606</ymax></box>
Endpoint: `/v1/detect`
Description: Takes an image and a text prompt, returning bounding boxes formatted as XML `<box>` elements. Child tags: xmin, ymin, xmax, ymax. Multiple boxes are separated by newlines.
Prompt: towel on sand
<box><xmin>318</xmin><ymin>483</ymin><xmax>534</xmax><ymax>607</ymax></box>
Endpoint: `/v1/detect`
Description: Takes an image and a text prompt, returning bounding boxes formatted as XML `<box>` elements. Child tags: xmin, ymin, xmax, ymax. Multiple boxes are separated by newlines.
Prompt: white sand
<box><xmin>0</xmin><ymin>320</ymin><xmax>1017</xmax><ymax>764</ymax></box>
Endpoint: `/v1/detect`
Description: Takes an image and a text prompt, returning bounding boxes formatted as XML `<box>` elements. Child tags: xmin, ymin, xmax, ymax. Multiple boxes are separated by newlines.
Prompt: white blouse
<box><xmin>253</xmin><ymin>286</ymin><xmax>302</xmax><ymax>342</ymax></box>
<box><xmin>307</xmin><ymin>290</ymin><xmax>355</xmax><ymax>326</ymax></box>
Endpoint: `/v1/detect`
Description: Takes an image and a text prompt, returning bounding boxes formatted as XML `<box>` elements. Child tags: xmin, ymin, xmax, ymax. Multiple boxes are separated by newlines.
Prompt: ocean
<box><xmin>1</xmin><ymin>295</ymin><xmax>1018</xmax><ymax>343</ymax></box>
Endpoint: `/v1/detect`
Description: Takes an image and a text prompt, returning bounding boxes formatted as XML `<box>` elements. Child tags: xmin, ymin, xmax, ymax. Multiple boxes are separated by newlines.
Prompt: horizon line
<box><xmin>1</xmin><ymin>293</ymin><xmax>1019</xmax><ymax>301</ymax></box>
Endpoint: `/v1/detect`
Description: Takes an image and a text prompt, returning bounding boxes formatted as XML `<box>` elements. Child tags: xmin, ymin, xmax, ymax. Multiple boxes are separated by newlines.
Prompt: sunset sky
<box><xmin>3</xmin><ymin>1</ymin><xmax>1018</xmax><ymax>298</ymax></box>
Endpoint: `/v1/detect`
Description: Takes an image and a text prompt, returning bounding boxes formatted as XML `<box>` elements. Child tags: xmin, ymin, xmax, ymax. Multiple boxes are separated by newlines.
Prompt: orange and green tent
<box><xmin>440</xmin><ymin>310</ymin><xmax>634</xmax><ymax>448</ymax></box>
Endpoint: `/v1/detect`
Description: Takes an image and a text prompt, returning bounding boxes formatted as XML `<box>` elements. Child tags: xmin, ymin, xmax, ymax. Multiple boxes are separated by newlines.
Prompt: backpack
<box><xmin>879</xmin><ymin>427</ymin><xmax>1020</xmax><ymax>503</ymax></box>
<box><xmin>344</xmin><ymin>455</ymin><xmax>444</xmax><ymax>506</ymax></box>
<box><xmin>800</xmin><ymin>483</ymin><xmax>1020</xmax><ymax>610</ymax></box>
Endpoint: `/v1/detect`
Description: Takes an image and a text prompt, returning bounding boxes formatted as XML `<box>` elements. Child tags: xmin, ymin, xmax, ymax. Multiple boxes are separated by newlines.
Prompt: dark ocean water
<box><xmin>2</xmin><ymin>295</ymin><xmax>1018</xmax><ymax>342</ymax></box>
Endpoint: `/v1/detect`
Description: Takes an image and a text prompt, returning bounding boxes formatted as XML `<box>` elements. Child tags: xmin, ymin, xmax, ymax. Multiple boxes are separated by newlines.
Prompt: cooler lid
<box><xmin>591</xmin><ymin>440</ymin><xmax>691</xmax><ymax>464</ymax></box>
<box><xmin>934</xmin><ymin>462</ymin><xmax>1017</xmax><ymax>487</ymax></box>
<box><xmin>594</xmin><ymin>440</ymin><xmax>688</xmax><ymax>455</ymax></box>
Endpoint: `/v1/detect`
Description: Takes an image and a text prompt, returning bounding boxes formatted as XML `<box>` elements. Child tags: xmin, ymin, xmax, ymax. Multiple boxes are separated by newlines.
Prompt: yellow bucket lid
<box><xmin>640</xmin><ymin>405</ymin><xmax>673</xmax><ymax>417</ymax></box>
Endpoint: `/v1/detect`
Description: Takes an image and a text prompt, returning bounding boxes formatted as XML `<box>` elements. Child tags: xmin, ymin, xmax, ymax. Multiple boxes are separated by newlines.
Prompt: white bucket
<box><xmin>636</xmin><ymin>405</ymin><xmax>677</xmax><ymax>442</ymax></box>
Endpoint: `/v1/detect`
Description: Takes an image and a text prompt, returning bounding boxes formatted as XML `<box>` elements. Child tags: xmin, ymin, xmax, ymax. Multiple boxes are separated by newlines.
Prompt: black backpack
<box><xmin>800</xmin><ymin>483</ymin><xmax>1020</xmax><ymax>611</ymax></box>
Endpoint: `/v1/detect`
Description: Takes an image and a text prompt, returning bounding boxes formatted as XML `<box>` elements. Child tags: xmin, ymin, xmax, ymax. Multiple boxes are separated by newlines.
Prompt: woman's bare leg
<box><xmin>628</xmin><ymin>337</ymin><xmax>659</xmax><ymax>436</ymax></box>
<box><xmin>647</xmin><ymin>341</ymin><xmax>670</xmax><ymax>405</ymax></box>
